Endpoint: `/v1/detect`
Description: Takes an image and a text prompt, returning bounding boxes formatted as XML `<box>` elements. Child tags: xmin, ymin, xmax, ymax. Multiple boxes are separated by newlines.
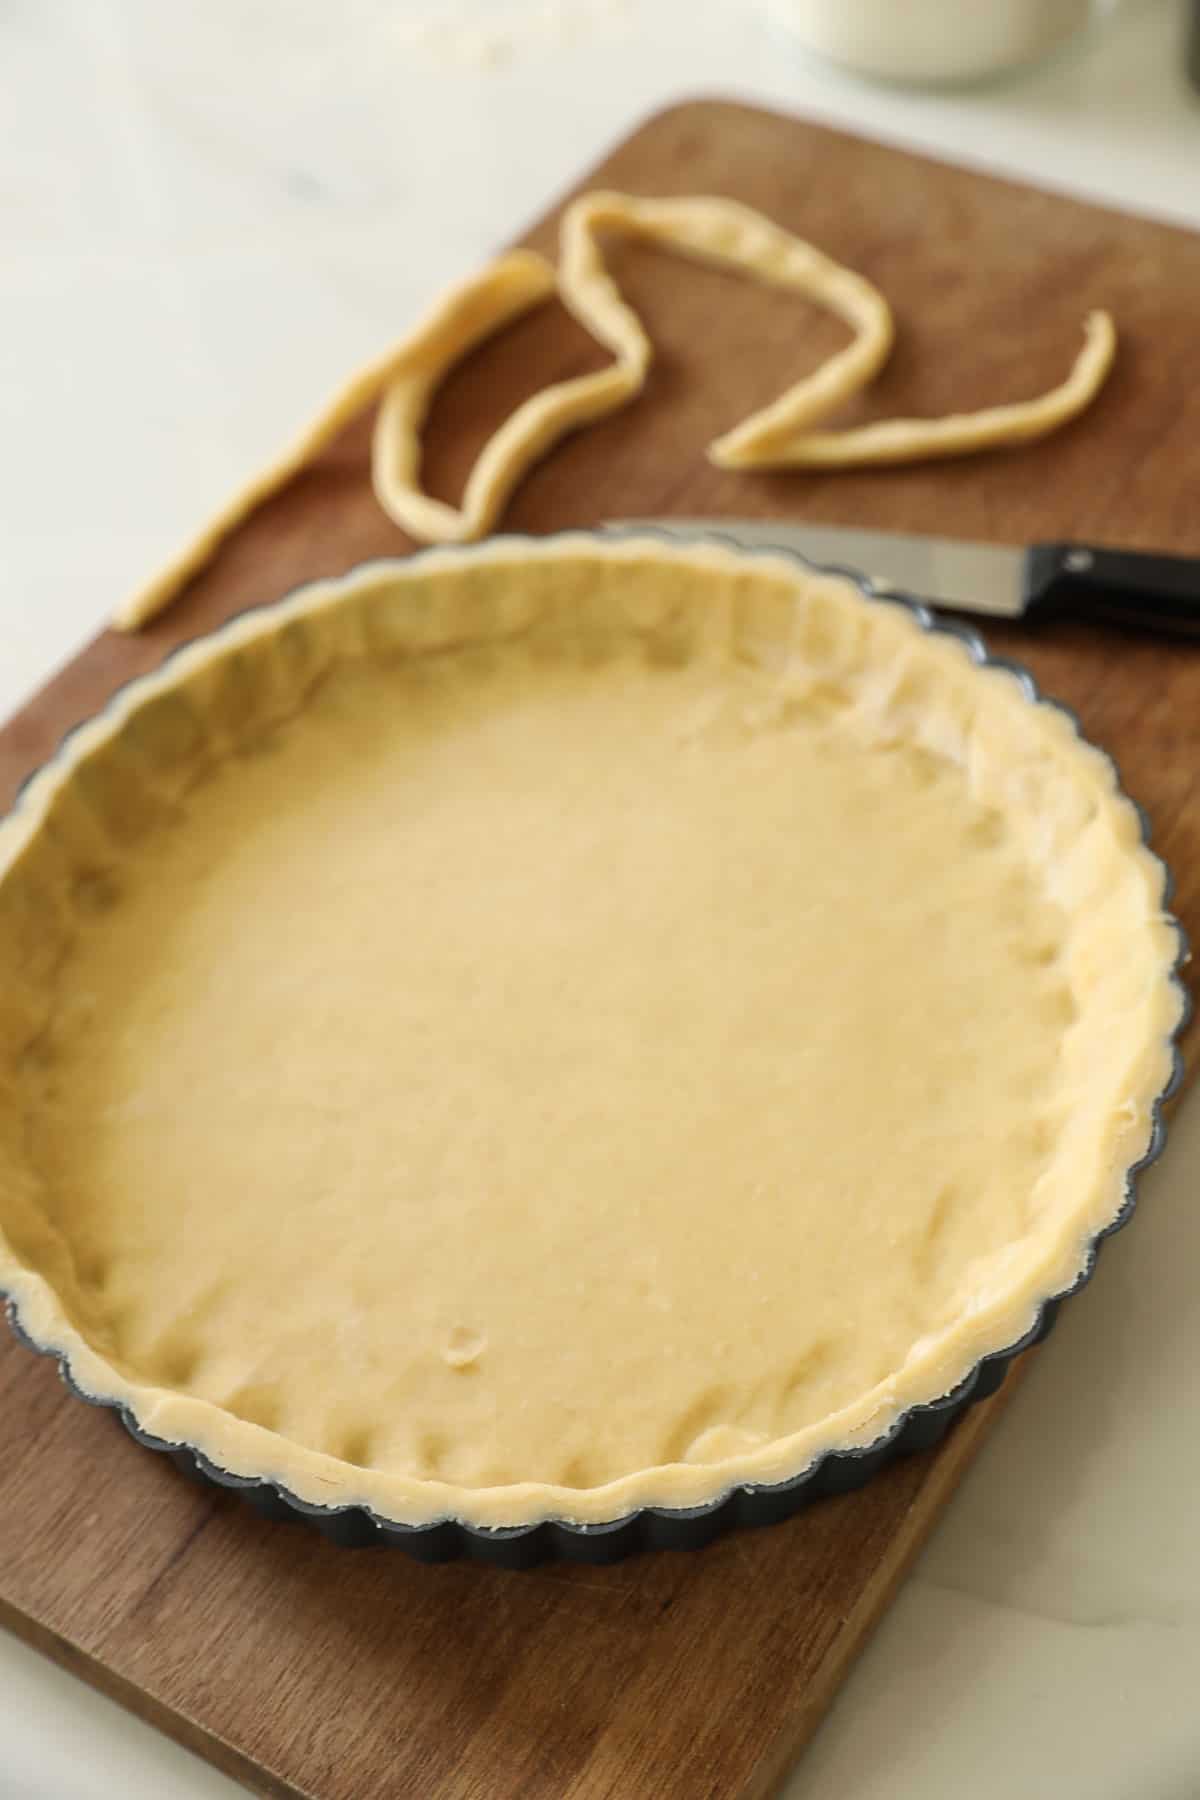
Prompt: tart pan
<box><xmin>0</xmin><ymin>533</ymin><xmax>1188</xmax><ymax>1566</ymax></box>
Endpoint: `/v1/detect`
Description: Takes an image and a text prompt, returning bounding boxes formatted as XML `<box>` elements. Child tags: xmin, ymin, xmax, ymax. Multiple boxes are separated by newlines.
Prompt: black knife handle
<box><xmin>1023</xmin><ymin>543</ymin><xmax>1200</xmax><ymax>637</ymax></box>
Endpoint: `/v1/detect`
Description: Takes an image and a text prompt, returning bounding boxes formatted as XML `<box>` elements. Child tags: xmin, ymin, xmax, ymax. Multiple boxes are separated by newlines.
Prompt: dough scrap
<box><xmin>112</xmin><ymin>250</ymin><xmax>558</xmax><ymax>631</ymax></box>
<box><xmin>370</xmin><ymin>231</ymin><xmax>646</xmax><ymax>546</ymax></box>
<box><xmin>371</xmin><ymin>191</ymin><xmax>892</xmax><ymax>545</ymax></box>
<box><xmin>556</xmin><ymin>191</ymin><xmax>895</xmax><ymax>467</ymax></box>
<box><xmin>110</xmin><ymin>191</ymin><xmax>1116</xmax><ymax>634</ymax></box>
<box><xmin>114</xmin><ymin>196</ymin><xmax>890</xmax><ymax>629</ymax></box>
<box><xmin>750</xmin><ymin>309</ymin><xmax>1117</xmax><ymax>467</ymax></box>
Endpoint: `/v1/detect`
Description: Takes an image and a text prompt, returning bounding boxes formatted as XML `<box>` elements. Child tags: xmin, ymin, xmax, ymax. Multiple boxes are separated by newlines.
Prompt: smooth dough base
<box><xmin>0</xmin><ymin>540</ymin><xmax>1180</xmax><ymax>1526</ymax></box>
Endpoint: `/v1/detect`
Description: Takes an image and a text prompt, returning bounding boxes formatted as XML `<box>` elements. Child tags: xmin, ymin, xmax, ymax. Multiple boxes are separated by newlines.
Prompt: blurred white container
<box><xmin>773</xmin><ymin>0</ymin><xmax>1096</xmax><ymax>86</ymax></box>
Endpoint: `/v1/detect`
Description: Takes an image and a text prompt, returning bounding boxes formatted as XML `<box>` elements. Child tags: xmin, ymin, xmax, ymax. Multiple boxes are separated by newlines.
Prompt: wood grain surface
<box><xmin>1</xmin><ymin>100</ymin><xmax>1198</xmax><ymax>1800</ymax></box>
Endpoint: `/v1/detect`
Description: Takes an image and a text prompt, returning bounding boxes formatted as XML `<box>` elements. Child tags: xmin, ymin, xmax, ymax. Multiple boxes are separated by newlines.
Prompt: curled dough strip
<box><xmin>111</xmin><ymin>191</ymin><xmax>1115</xmax><ymax>633</ymax></box>
<box><xmin>559</xmin><ymin>191</ymin><xmax>895</xmax><ymax>469</ymax></box>
<box><xmin>766</xmin><ymin>309</ymin><xmax>1117</xmax><ymax>468</ymax></box>
<box><xmin>372</xmin><ymin>190</ymin><xmax>891</xmax><ymax>542</ymax></box>
<box><xmin>111</xmin><ymin>251</ymin><xmax>558</xmax><ymax>632</ymax></box>
<box><xmin>113</xmin><ymin>194</ymin><xmax>890</xmax><ymax>628</ymax></box>
<box><xmin>371</xmin><ymin>244</ymin><xmax>649</xmax><ymax>545</ymax></box>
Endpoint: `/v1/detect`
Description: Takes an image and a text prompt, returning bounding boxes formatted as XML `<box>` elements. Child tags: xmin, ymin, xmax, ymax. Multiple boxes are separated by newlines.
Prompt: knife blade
<box><xmin>606</xmin><ymin>518</ymin><xmax>1200</xmax><ymax>637</ymax></box>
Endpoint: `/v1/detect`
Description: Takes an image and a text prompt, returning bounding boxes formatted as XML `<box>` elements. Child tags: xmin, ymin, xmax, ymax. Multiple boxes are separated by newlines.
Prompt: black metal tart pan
<box><xmin>2</xmin><ymin>532</ymin><xmax>1189</xmax><ymax>1566</ymax></box>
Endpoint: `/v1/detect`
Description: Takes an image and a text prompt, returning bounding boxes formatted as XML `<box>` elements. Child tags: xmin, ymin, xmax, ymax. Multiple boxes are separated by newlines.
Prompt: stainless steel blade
<box><xmin>606</xmin><ymin>517</ymin><xmax>1026</xmax><ymax>619</ymax></box>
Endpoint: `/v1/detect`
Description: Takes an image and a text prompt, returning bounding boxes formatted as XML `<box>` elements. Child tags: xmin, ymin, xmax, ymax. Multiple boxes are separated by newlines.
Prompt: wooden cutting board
<box><xmin>2</xmin><ymin>100</ymin><xmax>1198</xmax><ymax>1800</ymax></box>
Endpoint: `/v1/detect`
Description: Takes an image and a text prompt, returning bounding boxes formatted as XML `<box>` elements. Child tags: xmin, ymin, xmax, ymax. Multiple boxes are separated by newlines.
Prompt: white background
<box><xmin>3</xmin><ymin>3</ymin><xmax>1199</xmax><ymax>1795</ymax></box>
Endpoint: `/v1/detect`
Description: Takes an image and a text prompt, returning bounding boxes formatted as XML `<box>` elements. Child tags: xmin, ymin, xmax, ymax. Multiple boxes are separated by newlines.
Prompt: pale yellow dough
<box><xmin>111</xmin><ymin>250</ymin><xmax>558</xmax><ymax>631</ymax></box>
<box><xmin>112</xmin><ymin>191</ymin><xmax>1116</xmax><ymax>635</ymax></box>
<box><xmin>554</xmin><ymin>190</ymin><xmax>895</xmax><ymax>467</ymax></box>
<box><xmin>370</xmin><ymin>242</ymin><xmax>634</xmax><ymax>546</ymax></box>
<box><xmin>371</xmin><ymin>189</ymin><xmax>894</xmax><ymax>542</ymax></box>
<box><xmin>756</xmin><ymin>310</ymin><xmax>1117</xmax><ymax>468</ymax></box>
<box><xmin>6</xmin><ymin>539</ymin><xmax>1179</xmax><ymax>1528</ymax></box>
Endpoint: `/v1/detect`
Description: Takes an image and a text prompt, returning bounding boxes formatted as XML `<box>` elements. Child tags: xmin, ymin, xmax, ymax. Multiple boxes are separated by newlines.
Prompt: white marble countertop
<box><xmin>3</xmin><ymin>3</ymin><xmax>1199</xmax><ymax>1795</ymax></box>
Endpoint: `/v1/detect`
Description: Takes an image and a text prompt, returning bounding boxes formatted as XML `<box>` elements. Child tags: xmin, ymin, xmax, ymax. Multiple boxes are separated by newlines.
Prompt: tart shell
<box><xmin>0</xmin><ymin>532</ymin><xmax>1188</xmax><ymax>1564</ymax></box>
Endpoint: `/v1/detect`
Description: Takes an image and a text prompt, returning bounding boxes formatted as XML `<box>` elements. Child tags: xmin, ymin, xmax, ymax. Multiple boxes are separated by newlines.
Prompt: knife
<box><xmin>606</xmin><ymin>518</ymin><xmax>1200</xmax><ymax>636</ymax></box>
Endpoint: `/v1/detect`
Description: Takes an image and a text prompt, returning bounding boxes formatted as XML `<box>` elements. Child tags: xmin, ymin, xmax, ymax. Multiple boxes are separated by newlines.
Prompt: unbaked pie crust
<box><xmin>0</xmin><ymin>537</ymin><xmax>1183</xmax><ymax>1528</ymax></box>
